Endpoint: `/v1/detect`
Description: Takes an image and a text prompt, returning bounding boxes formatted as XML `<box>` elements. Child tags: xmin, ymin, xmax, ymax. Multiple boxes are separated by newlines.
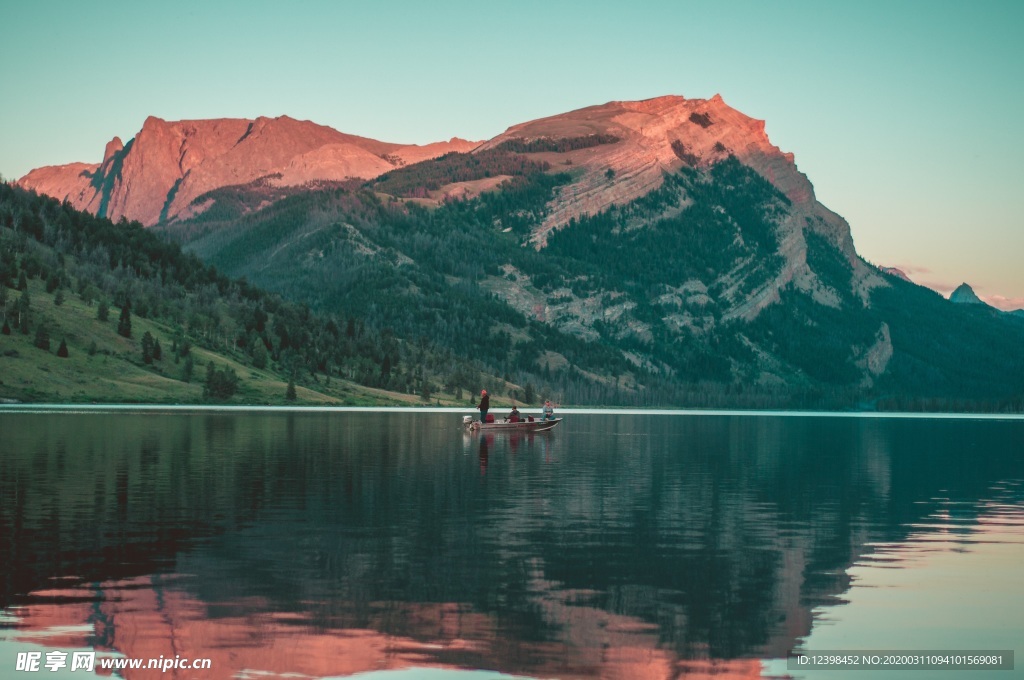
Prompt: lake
<box><xmin>1</xmin><ymin>409</ymin><xmax>1022</xmax><ymax>679</ymax></box>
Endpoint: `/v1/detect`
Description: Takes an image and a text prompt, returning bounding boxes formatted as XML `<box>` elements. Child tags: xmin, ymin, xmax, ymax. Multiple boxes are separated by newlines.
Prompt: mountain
<box><xmin>17</xmin><ymin>96</ymin><xmax>882</xmax><ymax>325</ymax></box>
<box><xmin>879</xmin><ymin>266</ymin><xmax>912</xmax><ymax>282</ymax></box>
<box><xmin>949</xmin><ymin>282</ymin><xmax>987</xmax><ymax>305</ymax></box>
<box><xmin>16</xmin><ymin>116</ymin><xmax>478</xmax><ymax>226</ymax></box>
<box><xmin>12</xmin><ymin>96</ymin><xmax>1024</xmax><ymax>410</ymax></box>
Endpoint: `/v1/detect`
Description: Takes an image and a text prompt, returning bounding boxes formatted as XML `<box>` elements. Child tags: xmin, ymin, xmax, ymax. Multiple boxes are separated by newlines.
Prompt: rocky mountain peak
<box><xmin>482</xmin><ymin>94</ymin><xmax>824</xmax><ymax>237</ymax></box>
<box><xmin>102</xmin><ymin>137</ymin><xmax>124</xmax><ymax>165</ymax></box>
<box><xmin>949</xmin><ymin>283</ymin><xmax>986</xmax><ymax>305</ymax></box>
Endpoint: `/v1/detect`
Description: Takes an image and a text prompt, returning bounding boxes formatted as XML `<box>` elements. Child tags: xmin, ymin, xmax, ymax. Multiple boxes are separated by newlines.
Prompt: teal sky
<box><xmin>2</xmin><ymin>1</ymin><xmax>1022</xmax><ymax>307</ymax></box>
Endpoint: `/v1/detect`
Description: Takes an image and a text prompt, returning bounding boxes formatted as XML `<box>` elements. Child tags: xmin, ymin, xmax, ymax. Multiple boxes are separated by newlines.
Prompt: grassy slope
<box><xmin>0</xmin><ymin>277</ymin><xmax>478</xmax><ymax>407</ymax></box>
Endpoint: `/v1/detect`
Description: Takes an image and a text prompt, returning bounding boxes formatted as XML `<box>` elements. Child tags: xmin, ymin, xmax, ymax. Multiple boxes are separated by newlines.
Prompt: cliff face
<box><xmin>483</xmin><ymin>96</ymin><xmax>825</xmax><ymax>236</ymax></box>
<box><xmin>12</xmin><ymin>162</ymin><xmax>100</xmax><ymax>212</ymax></box>
<box><xmin>478</xmin><ymin>95</ymin><xmax>883</xmax><ymax>318</ymax></box>
<box><xmin>18</xmin><ymin>116</ymin><xmax>478</xmax><ymax>226</ymax></box>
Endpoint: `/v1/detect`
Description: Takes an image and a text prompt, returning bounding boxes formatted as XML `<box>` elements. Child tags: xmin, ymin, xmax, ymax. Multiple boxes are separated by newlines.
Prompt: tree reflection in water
<box><xmin>1</xmin><ymin>411</ymin><xmax>1022</xmax><ymax>679</ymax></box>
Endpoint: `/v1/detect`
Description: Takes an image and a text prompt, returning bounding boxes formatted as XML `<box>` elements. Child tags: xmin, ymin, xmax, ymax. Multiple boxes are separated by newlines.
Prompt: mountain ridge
<box><xmin>18</xmin><ymin>95</ymin><xmax>888</xmax><ymax>322</ymax></box>
<box><xmin>17</xmin><ymin>115</ymin><xmax>479</xmax><ymax>226</ymax></box>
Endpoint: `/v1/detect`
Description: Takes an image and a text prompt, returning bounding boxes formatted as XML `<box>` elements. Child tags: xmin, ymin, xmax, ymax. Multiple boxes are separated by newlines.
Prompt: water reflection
<box><xmin>1</xmin><ymin>413</ymin><xmax>1022</xmax><ymax>679</ymax></box>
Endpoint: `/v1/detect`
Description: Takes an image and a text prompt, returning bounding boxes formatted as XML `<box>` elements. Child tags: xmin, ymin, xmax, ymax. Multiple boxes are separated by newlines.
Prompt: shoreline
<box><xmin>2</xmin><ymin>403</ymin><xmax>1024</xmax><ymax>420</ymax></box>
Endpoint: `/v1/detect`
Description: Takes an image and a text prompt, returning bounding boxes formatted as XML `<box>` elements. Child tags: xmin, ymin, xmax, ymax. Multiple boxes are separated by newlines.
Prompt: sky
<box><xmin>2</xmin><ymin>0</ymin><xmax>1022</xmax><ymax>308</ymax></box>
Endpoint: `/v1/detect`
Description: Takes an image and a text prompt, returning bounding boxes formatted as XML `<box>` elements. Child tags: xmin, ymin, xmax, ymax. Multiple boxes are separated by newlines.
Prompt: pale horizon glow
<box><xmin>1</xmin><ymin>1</ymin><xmax>1022</xmax><ymax>307</ymax></box>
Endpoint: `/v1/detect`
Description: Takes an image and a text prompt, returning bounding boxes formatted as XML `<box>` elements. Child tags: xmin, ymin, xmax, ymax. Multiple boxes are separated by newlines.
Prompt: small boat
<box><xmin>463</xmin><ymin>415</ymin><xmax>562</xmax><ymax>432</ymax></box>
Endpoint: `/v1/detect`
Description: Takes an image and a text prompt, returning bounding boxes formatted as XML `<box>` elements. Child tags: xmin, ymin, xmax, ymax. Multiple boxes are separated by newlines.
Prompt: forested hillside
<box><xmin>161</xmin><ymin>152</ymin><xmax>1024</xmax><ymax>411</ymax></box>
<box><xmin>0</xmin><ymin>183</ymin><xmax>537</xmax><ymax>405</ymax></box>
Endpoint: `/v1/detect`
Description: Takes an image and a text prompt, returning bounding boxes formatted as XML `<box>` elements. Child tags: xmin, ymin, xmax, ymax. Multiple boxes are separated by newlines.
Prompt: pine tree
<box><xmin>34</xmin><ymin>323</ymin><xmax>50</xmax><ymax>351</ymax></box>
<box><xmin>153</xmin><ymin>339</ymin><xmax>162</xmax><ymax>361</ymax></box>
<box><xmin>97</xmin><ymin>299</ymin><xmax>109</xmax><ymax>321</ymax></box>
<box><xmin>141</xmin><ymin>331</ymin><xmax>155</xmax><ymax>364</ymax></box>
<box><xmin>17</xmin><ymin>270</ymin><xmax>27</xmax><ymax>291</ymax></box>
<box><xmin>57</xmin><ymin>338</ymin><xmax>69</xmax><ymax>358</ymax></box>
<box><xmin>117</xmin><ymin>302</ymin><xmax>132</xmax><ymax>338</ymax></box>
<box><xmin>286</xmin><ymin>378</ymin><xmax>297</xmax><ymax>401</ymax></box>
<box><xmin>182</xmin><ymin>354</ymin><xmax>194</xmax><ymax>383</ymax></box>
<box><xmin>54</xmin><ymin>288</ymin><xmax>65</xmax><ymax>306</ymax></box>
<box><xmin>1</xmin><ymin>320</ymin><xmax>10</xmax><ymax>335</ymax></box>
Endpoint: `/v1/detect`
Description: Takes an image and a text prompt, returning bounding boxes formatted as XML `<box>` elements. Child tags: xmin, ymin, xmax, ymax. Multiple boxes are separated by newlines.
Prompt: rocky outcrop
<box><xmin>949</xmin><ymin>282</ymin><xmax>986</xmax><ymax>305</ymax></box>
<box><xmin>879</xmin><ymin>266</ymin><xmax>912</xmax><ymax>282</ymax></box>
<box><xmin>856</xmin><ymin>323</ymin><xmax>894</xmax><ymax>388</ymax></box>
<box><xmin>102</xmin><ymin>137</ymin><xmax>123</xmax><ymax>164</ymax></box>
<box><xmin>18</xmin><ymin>116</ymin><xmax>479</xmax><ymax>226</ymax></box>
<box><xmin>14</xmin><ymin>162</ymin><xmax>100</xmax><ymax>210</ymax></box>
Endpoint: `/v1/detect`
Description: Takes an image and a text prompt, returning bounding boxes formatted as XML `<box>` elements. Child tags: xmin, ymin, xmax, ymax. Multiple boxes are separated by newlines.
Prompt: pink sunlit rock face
<box><xmin>17</xmin><ymin>116</ymin><xmax>478</xmax><ymax>226</ymax></box>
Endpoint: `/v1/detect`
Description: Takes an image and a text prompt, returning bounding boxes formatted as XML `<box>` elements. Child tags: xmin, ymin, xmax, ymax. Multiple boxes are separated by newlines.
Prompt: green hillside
<box><xmin>0</xmin><ymin>273</ymin><xmax>392</xmax><ymax>404</ymax></box>
<box><xmin>0</xmin><ymin>183</ymin><xmax>513</xmax><ymax>407</ymax></box>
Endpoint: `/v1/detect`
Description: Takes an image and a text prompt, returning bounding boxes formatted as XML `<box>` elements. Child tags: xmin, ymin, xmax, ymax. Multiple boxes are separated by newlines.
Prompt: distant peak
<box><xmin>879</xmin><ymin>266</ymin><xmax>912</xmax><ymax>283</ymax></box>
<box><xmin>949</xmin><ymin>283</ymin><xmax>985</xmax><ymax>305</ymax></box>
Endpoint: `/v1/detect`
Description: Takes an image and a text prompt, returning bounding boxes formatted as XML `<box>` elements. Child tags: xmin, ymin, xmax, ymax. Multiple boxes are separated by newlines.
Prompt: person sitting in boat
<box><xmin>477</xmin><ymin>389</ymin><xmax>490</xmax><ymax>423</ymax></box>
<box><xmin>543</xmin><ymin>400</ymin><xmax>555</xmax><ymax>420</ymax></box>
<box><xmin>508</xmin><ymin>405</ymin><xmax>521</xmax><ymax>423</ymax></box>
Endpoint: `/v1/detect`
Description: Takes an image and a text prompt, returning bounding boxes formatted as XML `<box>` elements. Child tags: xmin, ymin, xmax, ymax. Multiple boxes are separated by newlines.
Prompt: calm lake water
<box><xmin>0</xmin><ymin>410</ymin><xmax>1022</xmax><ymax>679</ymax></box>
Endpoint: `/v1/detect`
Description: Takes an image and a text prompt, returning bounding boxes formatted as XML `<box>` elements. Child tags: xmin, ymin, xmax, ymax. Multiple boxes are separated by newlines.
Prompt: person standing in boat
<box><xmin>477</xmin><ymin>389</ymin><xmax>490</xmax><ymax>423</ymax></box>
<box><xmin>543</xmin><ymin>400</ymin><xmax>555</xmax><ymax>421</ymax></box>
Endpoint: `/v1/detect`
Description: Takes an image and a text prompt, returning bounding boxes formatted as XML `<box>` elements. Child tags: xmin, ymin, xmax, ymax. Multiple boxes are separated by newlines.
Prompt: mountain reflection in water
<box><xmin>1</xmin><ymin>411</ymin><xmax>1022</xmax><ymax>679</ymax></box>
